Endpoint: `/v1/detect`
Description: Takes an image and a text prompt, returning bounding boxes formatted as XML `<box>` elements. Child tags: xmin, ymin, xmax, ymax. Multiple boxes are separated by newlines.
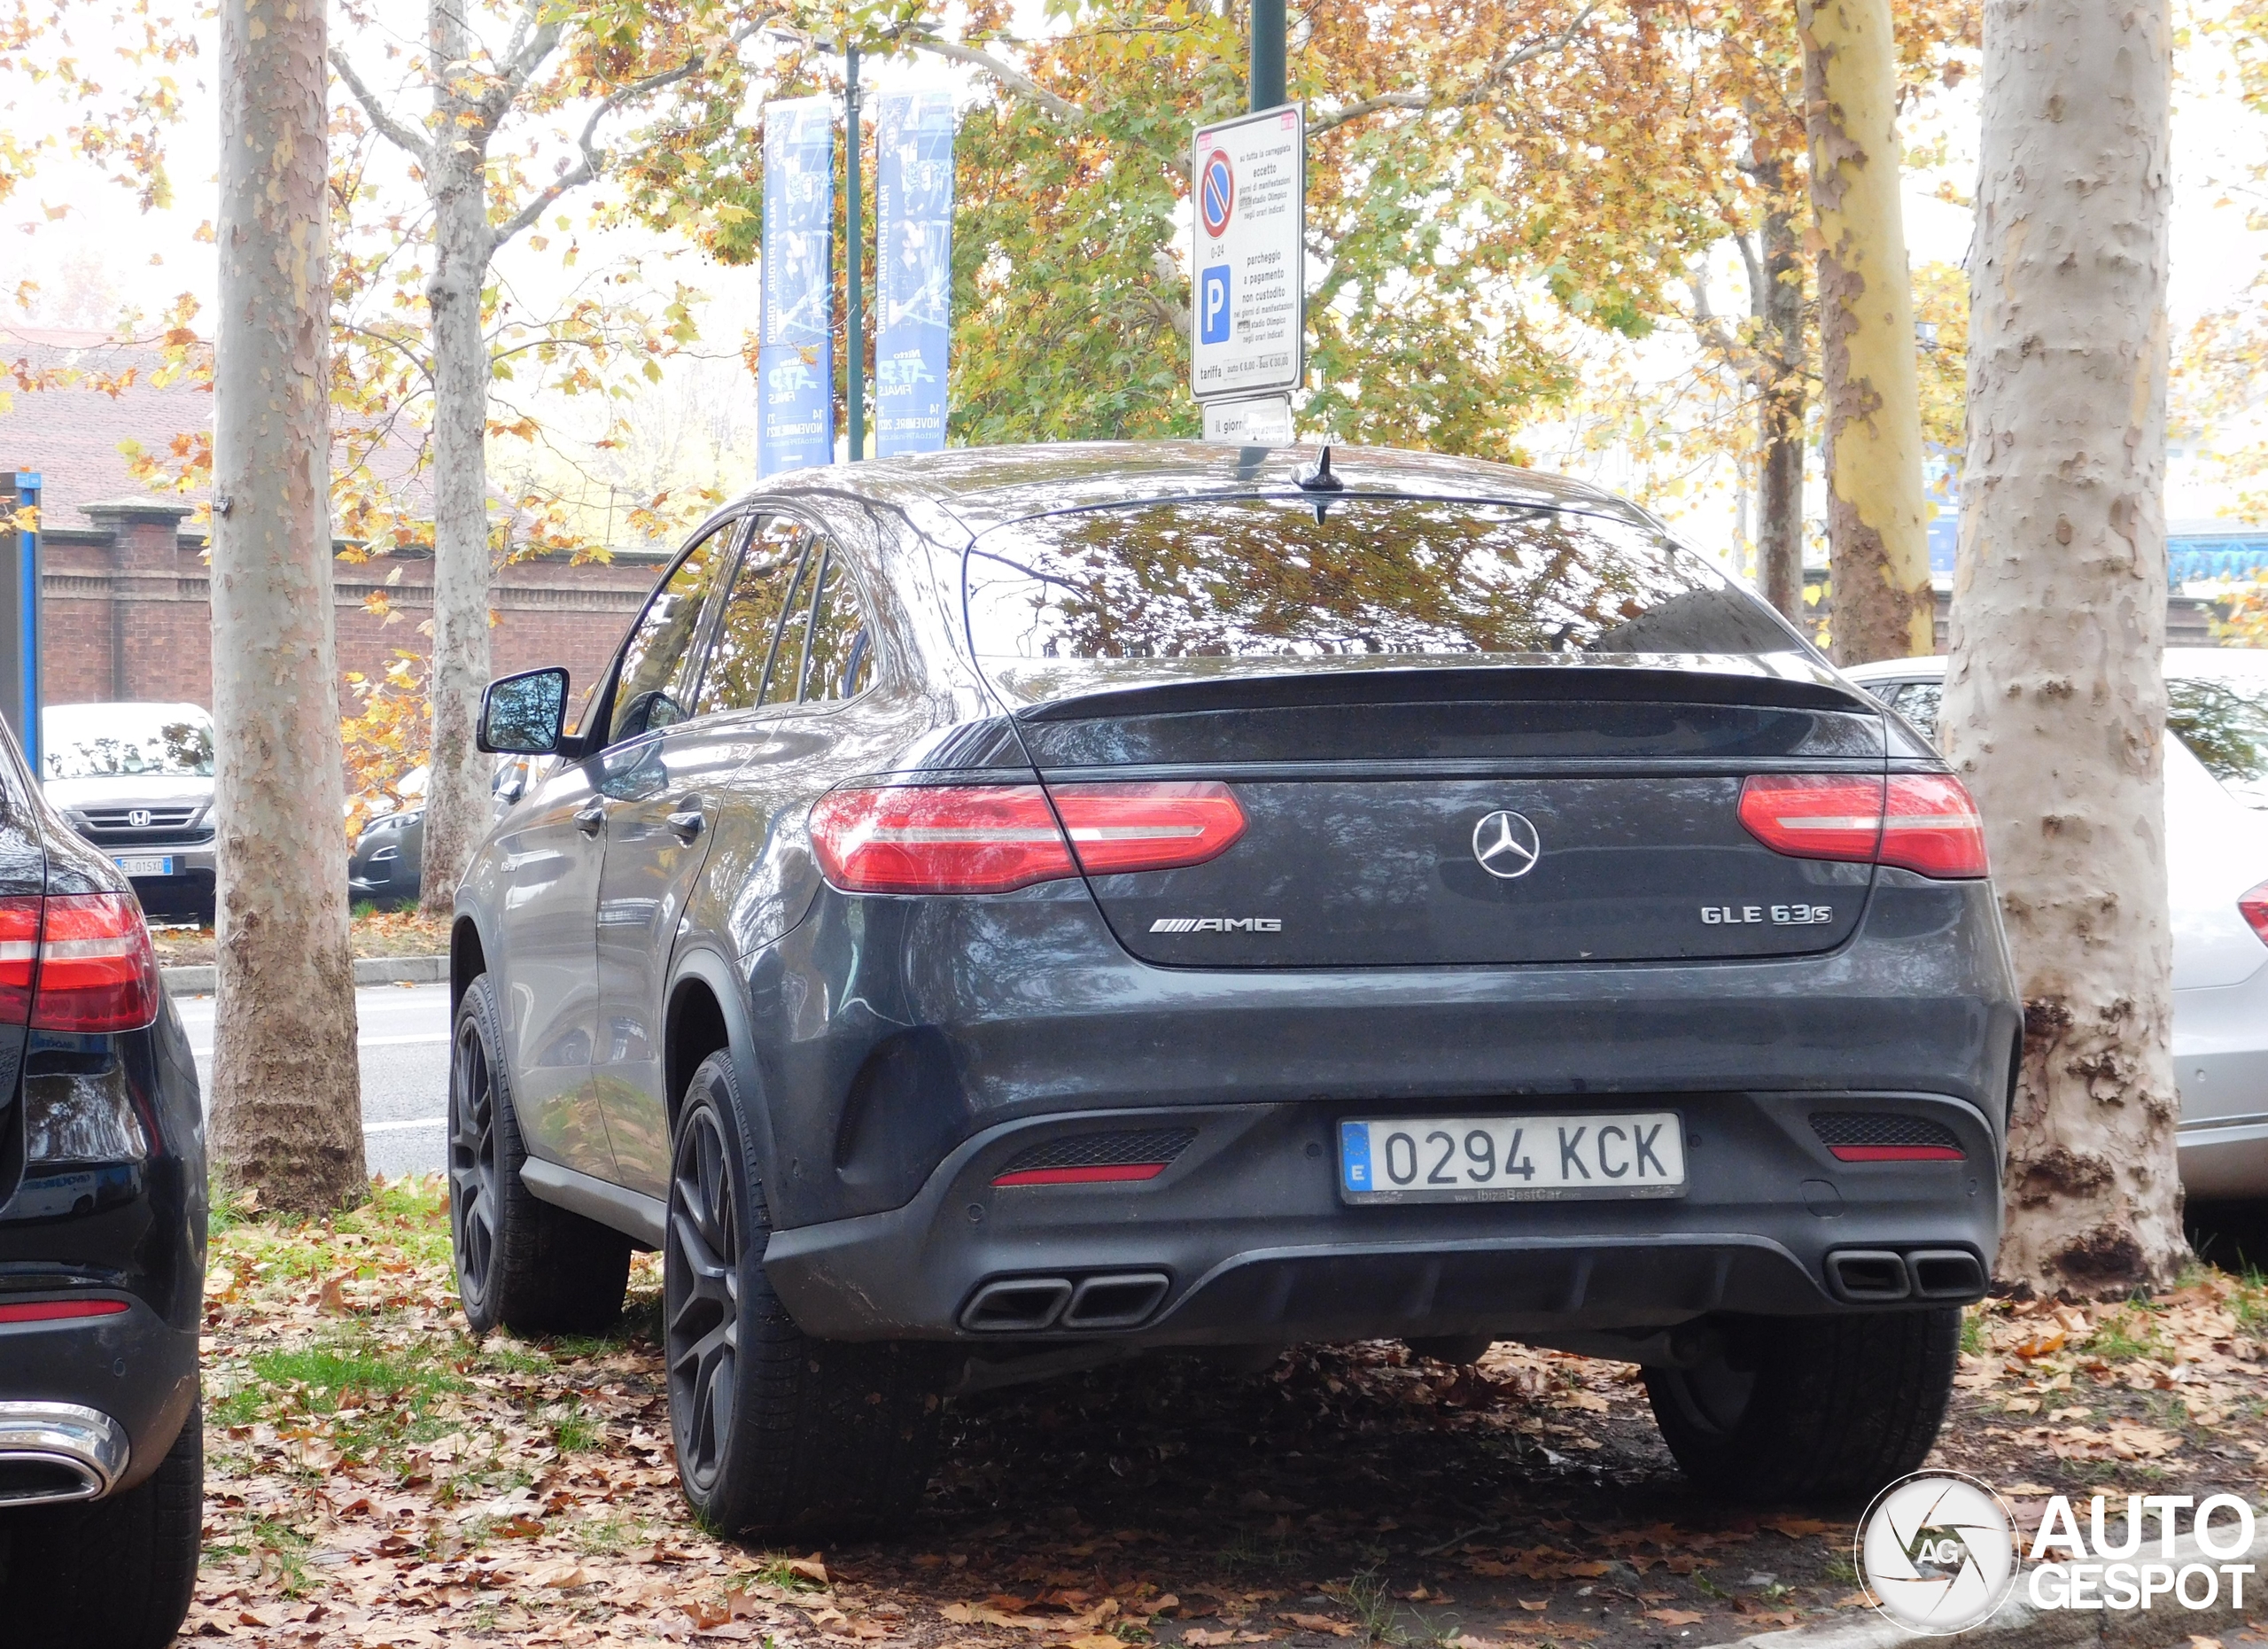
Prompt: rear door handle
<box><xmin>666</xmin><ymin>806</ymin><xmax>705</xmax><ymax>842</ymax></box>
<box><xmin>574</xmin><ymin>801</ymin><xmax>605</xmax><ymax>836</ymax></box>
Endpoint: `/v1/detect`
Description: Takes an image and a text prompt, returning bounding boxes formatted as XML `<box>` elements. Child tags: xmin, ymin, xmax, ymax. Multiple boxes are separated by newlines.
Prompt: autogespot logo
<box><xmin>1857</xmin><ymin>1471</ymin><xmax>2020</xmax><ymax>1635</ymax></box>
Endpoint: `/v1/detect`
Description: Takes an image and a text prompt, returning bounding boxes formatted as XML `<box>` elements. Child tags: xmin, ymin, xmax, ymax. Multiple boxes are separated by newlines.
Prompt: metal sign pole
<box><xmin>845</xmin><ymin>44</ymin><xmax>865</xmax><ymax>463</ymax></box>
<box><xmin>1250</xmin><ymin>0</ymin><xmax>1285</xmax><ymax>112</ymax></box>
<box><xmin>0</xmin><ymin>473</ymin><xmax>39</xmax><ymax>774</ymax></box>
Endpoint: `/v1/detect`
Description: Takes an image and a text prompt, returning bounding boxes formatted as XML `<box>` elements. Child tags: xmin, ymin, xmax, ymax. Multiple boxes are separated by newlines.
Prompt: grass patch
<box><xmin>548</xmin><ymin>1397</ymin><xmax>603</xmax><ymax>1453</ymax></box>
<box><xmin>218</xmin><ymin>1331</ymin><xmax>470</xmax><ymax>1462</ymax></box>
<box><xmin>1959</xmin><ymin>1311</ymin><xmax>1985</xmax><ymax>1356</ymax></box>
<box><xmin>2082</xmin><ymin>1307</ymin><xmax>2167</xmax><ymax>1363</ymax></box>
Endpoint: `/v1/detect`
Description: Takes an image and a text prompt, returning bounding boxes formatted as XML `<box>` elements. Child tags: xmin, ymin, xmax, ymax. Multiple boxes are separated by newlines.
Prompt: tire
<box><xmin>449</xmin><ymin>974</ymin><xmax>632</xmax><ymax>1336</ymax></box>
<box><xmin>1643</xmin><ymin>1308</ymin><xmax>1961</xmax><ymax>1504</ymax></box>
<box><xmin>0</xmin><ymin>1399</ymin><xmax>203</xmax><ymax>1648</ymax></box>
<box><xmin>664</xmin><ymin>1051</ymin><xmax>942</xmax><ymax>1539</ymax></box>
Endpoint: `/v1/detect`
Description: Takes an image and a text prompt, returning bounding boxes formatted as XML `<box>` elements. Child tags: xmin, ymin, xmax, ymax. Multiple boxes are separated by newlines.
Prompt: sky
<box><xmin>0</xmin><ymin>4</ymin><xmax>2262</xmax><ymax>546</ymax></box>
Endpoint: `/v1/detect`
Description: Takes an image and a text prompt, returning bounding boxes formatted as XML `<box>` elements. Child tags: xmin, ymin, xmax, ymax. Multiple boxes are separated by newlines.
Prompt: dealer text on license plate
<box><xmin>1339</xmin><ymin>1112</ymin><xmax>1687</xmax><ymax>1203</ymax></box>
<box><xmin>114</xmin><ymin>855</ymin><xmax>174</xmax><ymax>877</ymax></box>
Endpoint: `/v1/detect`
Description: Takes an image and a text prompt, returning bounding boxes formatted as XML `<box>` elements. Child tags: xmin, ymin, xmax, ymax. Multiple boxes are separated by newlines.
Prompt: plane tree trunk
<box><xmin>1754</xmin><ymin>199</ymin><xmax>1808</xmax><ymax>625</ymax></box>
<box><xmin>1801</xmin><ymin>0</ymin><xmax>1933</xmax><ymax>664</ymax></box>
<box><xmin>416</xmin><ymin>0</ymin><xmax>498</xmax><ymax>923</ymax></box>
<box><xmin>1941</xmin><ymin>0</ymin><xmax>2183</xmax><ymax>1296</ymax></box>
<box><xmin>209</xmin><ymin>0</ymin><xmax>364</xmax><ymax>1210</ymax></box>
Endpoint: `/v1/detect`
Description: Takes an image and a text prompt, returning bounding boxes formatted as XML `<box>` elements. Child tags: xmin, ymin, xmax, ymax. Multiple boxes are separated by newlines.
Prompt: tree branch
<box><xmin>330</xmin><ymin>49</ymin><xmax>433</xmax><ymax>165</ymax></box>
<box><xmin>482</xmin><ymin>3</ymin><xmax>561</xmax><ymax>128</ymax></box>
<box><xmin>488</xmin><ymin>19</ymin><xmax>765</xmax><ymax>252</ymax></box>
<box><xmin>902</xmin><ymin>35</ymin><xmax>1087</xmax><ymax>125</ymax></box>
<box><xmin>1308</xmin><ymin>1</ymin><xmax>1602</xmax><ymax>136</ymax></box>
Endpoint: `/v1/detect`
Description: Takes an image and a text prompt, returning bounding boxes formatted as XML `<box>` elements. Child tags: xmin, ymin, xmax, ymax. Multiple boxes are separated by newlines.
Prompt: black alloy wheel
<box><xmin>448</xmin><ymin>1013</ymin><xmax>501</xmax><ymax>1311</ymax></box>
<box><xmin>445</xmin><ymin>974</ymin><xmax>632</xmax><ymax>1337</ymax></box>
<box><xmin>665</xmin><ymin>1096</ymin><xmax>742</xmax><ymax>1496</ymax></box>
<box><xmin>660</xmin><ymin>1051</ymin><xmax>942</xmax><ymax>1537</ymax></box>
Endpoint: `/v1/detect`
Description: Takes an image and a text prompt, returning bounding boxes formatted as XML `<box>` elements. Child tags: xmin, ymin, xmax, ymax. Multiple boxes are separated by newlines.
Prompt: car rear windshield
<box><xmin>43</xmin><ymin>712</ymin><xmax>215</xmax><ymax>779</ymax></box>
<box><xmin>962</xmin><ymin>497</ymin><xmax>1800</xmax><ymax>661</ymax></box>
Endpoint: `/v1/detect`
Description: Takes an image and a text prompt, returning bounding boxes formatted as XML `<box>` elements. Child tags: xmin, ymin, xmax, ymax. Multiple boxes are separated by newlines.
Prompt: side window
<box><xmin>696</xmin><ymin>517</ymin><xmax>814</xmax><ymax>716</ymax></box>
<box><xmin>609</xmin><ymin>524</ymin><xmax>733</xmax><ymax>745</ymax></box>
<box><xmin>1893</xmin><ymin>681</ymin><xmax>1943</xmax><ymax>746</ymax></box>
<box><xmin>799</xmin><ymin>545</ymin><xmax>877</xmax><ymax>703</ymax></box>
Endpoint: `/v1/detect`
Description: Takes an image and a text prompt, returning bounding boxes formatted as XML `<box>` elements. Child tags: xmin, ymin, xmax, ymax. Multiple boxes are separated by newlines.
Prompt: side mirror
<box><xmin>478</xmin><ymin>668</ymin><xmax>570</xmax><ymax>755</ymax></box>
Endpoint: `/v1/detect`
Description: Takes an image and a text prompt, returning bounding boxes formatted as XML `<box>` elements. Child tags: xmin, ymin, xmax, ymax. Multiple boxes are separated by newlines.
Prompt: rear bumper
<box><xmin>0</xmin><ymin>1297</ymin><xmax>197</xmax><ymax>1499</ymax></box>
<box><xmin>761</xmin><ymin>1089</ymin><xmax>2003</xmax><ymax>1346</ymax></box>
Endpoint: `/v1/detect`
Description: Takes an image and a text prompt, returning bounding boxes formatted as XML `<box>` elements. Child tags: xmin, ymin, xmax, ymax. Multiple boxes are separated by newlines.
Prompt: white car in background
<box><xmin>1846</xmin><ymin>649</ymin><xmax>2268</xmax><ymax>1202</ymax></box>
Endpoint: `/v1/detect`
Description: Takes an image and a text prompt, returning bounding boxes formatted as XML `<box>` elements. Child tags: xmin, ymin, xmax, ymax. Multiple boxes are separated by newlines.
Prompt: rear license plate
<box><xmin>1339</xmin><ymin>1112</ymin><xmax>1687</xmax><ymax>1203</ymax></box>
<box><xmin>113</xmin><ymin>855</ymin><xmax>174</xmax><ymax>877</ymax></box>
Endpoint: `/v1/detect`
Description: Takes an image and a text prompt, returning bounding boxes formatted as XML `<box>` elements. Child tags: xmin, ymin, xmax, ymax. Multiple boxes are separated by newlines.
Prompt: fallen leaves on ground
<box><xmin>187</xmin><ymin>1179</ymin><xmax>2268</xmax><ymax>1649</ymax></box>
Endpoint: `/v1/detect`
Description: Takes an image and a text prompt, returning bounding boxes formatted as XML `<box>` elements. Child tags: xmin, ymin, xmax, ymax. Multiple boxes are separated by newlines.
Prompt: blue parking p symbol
<box><xmin>1200</xmin><ymin>267</ymin><xmax>1231</xmax><ymax>345</ymax></box>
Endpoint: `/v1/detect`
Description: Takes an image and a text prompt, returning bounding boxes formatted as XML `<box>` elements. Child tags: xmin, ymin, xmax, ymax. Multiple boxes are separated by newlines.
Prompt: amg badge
<box><xmin>1150</xmin><ymin>916</ymin><xmax>1283</xmax><ymax>934</ymax></box>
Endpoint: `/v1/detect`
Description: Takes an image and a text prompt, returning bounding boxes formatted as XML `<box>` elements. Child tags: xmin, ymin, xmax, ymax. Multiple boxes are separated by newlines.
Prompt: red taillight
<box><xmin>809</xmin><ymin>782</ymin><xmax>1247</xmax><ymax>895</ymax></box>
<box><xmin>0</xmin><ymin>895</ymin><xmax>37</xmax><ymax>1022</ymax></box>
<box><xmin>1737</xmin><ymin>774</ymin><xmax>1884</xmax><ymax>863</ymax></box>
<box><xmin>0</xmin><ymin>1298</ymin><xmax>130</xmax><ymax>1324</ymax></box>
<box><xmin>1879</xmin><ymin>774</ymin><xmax>1990</xmax><ymax>878</ymax></box>
<box><xmin>29</xmin><ymin>893</ymin><xmax>161</xmax><ymax>1032</ymax></box>
<box><xmin>811</xmin><ymin>785</ymin><xmax>1075</xmax><ymax>893</ymax></box>
<box><xmin>2241</xmin><ymin>881</ymin><xmax>2268</xmax><ymax>947</ymax></box>
<box><xmin>1737</xmin><ymin>773</ymin><xmax>1987</xmax><ymax>879</ymax></box>
<box><xmin>1050</xmin><ymin>782</ymin><xmax>1246</xmax><ymax>875</ymax></box>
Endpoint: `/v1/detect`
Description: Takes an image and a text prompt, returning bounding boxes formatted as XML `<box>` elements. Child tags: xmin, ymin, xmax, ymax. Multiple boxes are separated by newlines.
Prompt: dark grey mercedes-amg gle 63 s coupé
<box><xmin>447</xmin><ymin>442</ymin><xmax>2017</xmax><ymax>1536</ymax></box>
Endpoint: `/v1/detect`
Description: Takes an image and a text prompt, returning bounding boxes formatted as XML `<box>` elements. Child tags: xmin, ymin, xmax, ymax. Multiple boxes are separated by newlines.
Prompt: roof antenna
<box><xmin>1296</xmin><ymin>443</ymin><xmax>1346</xmax><ymax>494</ymax></box>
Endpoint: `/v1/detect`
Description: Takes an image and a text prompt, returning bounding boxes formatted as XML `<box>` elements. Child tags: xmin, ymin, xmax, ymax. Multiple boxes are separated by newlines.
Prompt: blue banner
<box><xmin>874</xmin><ymin>89</ymin><xmax>954</xmax><ymax>456</ymax></box>
<box><xmin>759</xmin><ymin>96</ymin><xmax>835</xmax><ymax>477</ymax></box>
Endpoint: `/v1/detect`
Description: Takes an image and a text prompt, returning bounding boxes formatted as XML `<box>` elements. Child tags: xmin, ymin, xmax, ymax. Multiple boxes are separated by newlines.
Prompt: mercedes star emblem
<box><xmin>1472</xmin><ymin>810</ymin><xmax>1542</xmax><ymax>879</ymax></box>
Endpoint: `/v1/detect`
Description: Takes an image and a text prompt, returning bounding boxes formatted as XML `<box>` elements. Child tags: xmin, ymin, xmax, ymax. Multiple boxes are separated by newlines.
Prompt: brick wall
<box><xmin>39</xmin><ymin>502</ymin><xmax>662</xmax><ymax>712</ymax></box>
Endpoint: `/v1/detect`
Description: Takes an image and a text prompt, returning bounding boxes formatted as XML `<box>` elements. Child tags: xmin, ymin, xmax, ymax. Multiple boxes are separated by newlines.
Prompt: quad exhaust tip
<box><xmin>1826</xmin><ymin>1248</ymin><xmax>1985</xmax><ymax>1303</ymax></box>
<box><xmin>959</xmin><ymin>1272</ymin><xmax>1173</xmax><ymax>1334</ymax></box>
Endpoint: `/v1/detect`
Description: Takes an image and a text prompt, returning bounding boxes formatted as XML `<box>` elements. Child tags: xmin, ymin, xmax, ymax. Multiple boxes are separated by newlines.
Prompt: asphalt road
<box><xmin>174</xmin><ymin>981</ymin><xmax>453</xmax><ymax>1178</ymax></box>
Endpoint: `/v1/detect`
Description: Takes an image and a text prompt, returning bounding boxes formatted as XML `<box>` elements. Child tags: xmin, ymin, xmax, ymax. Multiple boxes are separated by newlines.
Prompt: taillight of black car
<box><xmin>1737</xmin><ymin>773</ymin><xmax>1989</xmax><ymax>878</ymax></box>
<box><xmin>809</xmin><ymin>782</ymin><xmax>1247</xmax><ymax>894</ymax></box>
<box><xmin>0</xmin><ymin>891</ymin><xmax>162</xmax><ymax>1183</ymax></box>
<box><xmin>0</xmin><ymin>891</ymin><xmax>162</xmax><ymax>1031</ymax></box>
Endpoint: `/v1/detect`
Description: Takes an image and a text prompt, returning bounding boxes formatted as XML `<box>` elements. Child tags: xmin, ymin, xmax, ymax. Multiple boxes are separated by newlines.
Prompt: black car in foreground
<box><xmin>0</xmin><ymin>713</ymin><xmax>205</xmax><ymax>1645</ymax></box>
<box><xmin>451</xmin><ymin>442</ymin><xmax>2017</xmax><ymax>1537</ymax></box>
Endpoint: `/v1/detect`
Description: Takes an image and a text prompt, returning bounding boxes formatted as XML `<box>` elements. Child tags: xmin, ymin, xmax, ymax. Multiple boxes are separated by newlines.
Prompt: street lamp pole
<box><xmin>1249</xmin><ymin>0</ymin><xmax>1285</xmax><ymax>111</ymax></box>
<box><xmin>844</xmin><ymin>43</ymin><xmax>864</xmax><ymax>463</ymax></box>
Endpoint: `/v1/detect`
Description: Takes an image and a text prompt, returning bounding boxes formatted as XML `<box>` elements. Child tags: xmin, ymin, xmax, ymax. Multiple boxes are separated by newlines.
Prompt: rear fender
<box><xmin>667</xmin><ymin>944</ymin><xmax>784</xmax><ymax>1209</ymax></box>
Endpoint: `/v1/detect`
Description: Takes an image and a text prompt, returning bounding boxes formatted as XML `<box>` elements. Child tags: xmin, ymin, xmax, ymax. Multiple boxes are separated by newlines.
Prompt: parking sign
<box><xmin>1190</xmin><ymin>105</ymin><xmax>1304</xmax><ymax>402</ymax></box>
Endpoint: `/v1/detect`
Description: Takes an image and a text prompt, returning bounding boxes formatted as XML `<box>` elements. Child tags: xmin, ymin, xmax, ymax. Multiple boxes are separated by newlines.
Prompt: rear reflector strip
<box><xmin>991</xmin><ymin>1163</ymin><xmax>1170</xmax><ymax>1187</ymax></box>
<box><xmin>0</xmin><ymin>1299</ymin><xmax>130</xmax><ymax>1324</ymax></box>
<box><xmin>1827</xmin><ymin>1144</ymin><xmax>1966</xmax><ymax>1163</ymax></box>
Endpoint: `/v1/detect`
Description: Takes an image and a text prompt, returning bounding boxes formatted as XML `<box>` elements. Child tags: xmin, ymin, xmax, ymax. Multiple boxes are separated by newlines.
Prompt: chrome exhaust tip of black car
<box><xmin>959</xmin><ymin>1272</ymin><xmax>1174</xmax><ymax>1334</ymax></box>
<box><xmin>1825</xmin><ymin>1247</ymin><xmax>1987</xmax><ymax>1303</ymax></box>
<box><xmin>0</xmin><ymin>1401</ymin><xmax>128</xmax><ymax>1507</ymax></box>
